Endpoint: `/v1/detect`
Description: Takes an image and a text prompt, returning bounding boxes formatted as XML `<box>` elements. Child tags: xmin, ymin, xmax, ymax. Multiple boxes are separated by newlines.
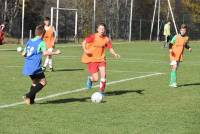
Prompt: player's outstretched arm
<box><xmin>109</xmin><ymin>48</ymin><xmax>120</xmax><ymax>58</ymax></box>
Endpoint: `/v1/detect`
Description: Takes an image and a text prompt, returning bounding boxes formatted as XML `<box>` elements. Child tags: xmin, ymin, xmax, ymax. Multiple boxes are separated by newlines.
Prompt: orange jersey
<box><xmin>82</xmin><ymin>33</ymin><xmax>113</xmax><ymax>64</ymax></box>
<box><xmin>170</xmin><ymin>34</ymin><xmax>189</xmax><ymax>61</ymax></box>
<box><xmin>43</xmin><ymin>26</ymin><xmax>55</xmax><ymax>48</ymax></box>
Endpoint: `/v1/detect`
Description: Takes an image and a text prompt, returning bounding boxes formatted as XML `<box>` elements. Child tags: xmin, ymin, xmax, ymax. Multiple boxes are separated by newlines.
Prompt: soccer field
<box><xmin>0</xmin><ymin>41</ymin><xmax>200</xmax><ymax>134</ymax></box>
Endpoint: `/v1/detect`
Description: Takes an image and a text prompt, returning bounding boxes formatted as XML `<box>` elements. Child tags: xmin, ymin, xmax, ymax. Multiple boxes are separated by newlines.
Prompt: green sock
<box><xmin>170</xmin><ymin>70</ymin><xmax>177</xmax><ymax>84</ymax></box>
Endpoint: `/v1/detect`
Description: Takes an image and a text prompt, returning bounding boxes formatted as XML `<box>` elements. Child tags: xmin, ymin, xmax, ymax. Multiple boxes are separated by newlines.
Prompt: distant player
<box><xmin>42</xmin><ymin>17</ymin><xmax>56</xmax><ymax>72</ymax></box>
<box><xmin>169</xmin><ymin>24</ymin><xmax>192</xmax><ymax>88</ymax></box>
<box><xmin>22</xmin><ymin>25</ymin><xmax>61</xmax><ymax>105</ymax></box>
<box><xmin>163</xmin><ymin>21</ymin><xmax>171</xmax><ymax>48</ymax></box>
<box><xmin>81</xmin><ymin>23</ymin><xmax>120</xmax><ymax>95</ymax></box>
<box><xmin>0</xmin><ymin>24</ymin><xmax>5</xmax><ymax>45</ymax></box>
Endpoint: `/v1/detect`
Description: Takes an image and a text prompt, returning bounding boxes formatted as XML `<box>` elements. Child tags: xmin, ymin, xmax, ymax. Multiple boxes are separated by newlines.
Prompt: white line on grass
<box><xmin>0</xmin><ymin>49</ymin><xmax>16</xmax><ymax>51</ymax></box>
<box><xmin>0</xmin><ymin>73</ymin><xmax>164</xmax><ymax>109</ymax></box>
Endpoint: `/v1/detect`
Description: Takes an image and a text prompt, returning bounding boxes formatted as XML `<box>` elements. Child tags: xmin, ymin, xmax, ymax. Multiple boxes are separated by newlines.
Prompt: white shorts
<box><xmin>47</xmin><ymin>48</ymin><xmax>53</xmax><ymax>52</ymax></box>
<box><xmin>170</xmin><ymin>60</ymin><xmax>180</xmax><ymax>66</ymax></box>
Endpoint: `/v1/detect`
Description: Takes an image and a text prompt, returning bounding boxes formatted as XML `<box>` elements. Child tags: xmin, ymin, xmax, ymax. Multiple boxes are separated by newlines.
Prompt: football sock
<box><xmin>100</xmin><ymin>78</ymin><xmax>106</xmax><ymax>92</ymax></box>
<box><xmin>44</xmin><ymin>57</ymin><xmax>49</xmax><ymax>67</ymax></box>
<box><xmin>49</xmin><ymin>58</ymin><xmax>53</xmax><ymax>68</ymax></box>
<box><xmin>26</xmin><ymin>83</ymin><xmax>44</xmax><ymax>99</ymax></box>
<box><xmin>29</xmin><ymin>85</ymin><xmax>36</xmax><ymax>104</ymax></box>
<box><xmin>170</xmin><ymin>70</ymin><xmax>177</xmax><ymax>84</ymax></box>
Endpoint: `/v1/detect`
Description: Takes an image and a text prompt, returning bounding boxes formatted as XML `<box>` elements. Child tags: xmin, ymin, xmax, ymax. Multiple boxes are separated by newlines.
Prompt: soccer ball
<box><xmin>17</xmin><ymin>47</ymin><xmax>22</xmax><ymax>52</ymax></box>
<box><xmin>91</xmin><ymin>92</ymin><xmax>103</xmax><ymax>103</ymax></box>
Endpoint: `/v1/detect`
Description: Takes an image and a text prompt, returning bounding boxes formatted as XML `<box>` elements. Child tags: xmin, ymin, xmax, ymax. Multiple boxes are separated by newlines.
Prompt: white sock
<box><xmin>44</xmin><ymin>57</ymin><xmax>49</xmax><ymax>67</ymax></box>
<box><xmin>101</xmin><ymin>78</ymin><xmax>106</xmax><ymax>82</ymax></box>
<box><xmin>49</xmin><ymin>58</ymin><xmax>53</xmax><ymax>68</ymax></box>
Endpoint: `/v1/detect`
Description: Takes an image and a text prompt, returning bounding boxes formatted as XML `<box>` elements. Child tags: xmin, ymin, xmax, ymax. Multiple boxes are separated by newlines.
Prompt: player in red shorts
<box><xmin>81</xmin><ymin>23</ymin><xmax>120</xmax><ymax>95</ymax></box>
<box><xmin>0</xmin><ymin>24</ymin><xmax>5</xmax><ymax>45</ymax></box>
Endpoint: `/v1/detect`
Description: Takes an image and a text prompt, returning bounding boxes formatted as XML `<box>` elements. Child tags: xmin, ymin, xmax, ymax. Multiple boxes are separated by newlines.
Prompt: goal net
<box><xmin>50</xmin><ymin>7</ymin><xmax>78</xmax><ymax>43</ymax></box>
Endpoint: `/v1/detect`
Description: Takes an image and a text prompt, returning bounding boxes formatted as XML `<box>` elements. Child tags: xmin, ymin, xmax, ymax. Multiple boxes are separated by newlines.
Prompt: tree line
<box><xmin>0</xmin><ymin>0</ymin><xmax>199</xmax><ymax>40</ymax></box>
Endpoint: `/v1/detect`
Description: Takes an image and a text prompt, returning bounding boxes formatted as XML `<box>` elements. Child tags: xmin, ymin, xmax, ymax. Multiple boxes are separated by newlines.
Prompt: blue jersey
<box><xmin>23</xmin><ymin>38</ymin><xmax>44</xmax><ymax>76</ymax></box>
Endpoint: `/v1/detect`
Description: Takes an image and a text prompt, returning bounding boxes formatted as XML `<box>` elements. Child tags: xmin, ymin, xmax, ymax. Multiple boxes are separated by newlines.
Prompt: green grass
<box><xmin>0</xmin><ymin>41</ymin><xmax>200</xmax><ymax>134</ymax></box>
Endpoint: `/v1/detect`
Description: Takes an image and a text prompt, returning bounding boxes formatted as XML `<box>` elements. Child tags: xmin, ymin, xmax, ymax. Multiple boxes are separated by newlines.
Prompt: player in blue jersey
<box><xmin>22</xmin><ymin>25</ymin><xmax>61</xmax><ymax>105</ymax></box>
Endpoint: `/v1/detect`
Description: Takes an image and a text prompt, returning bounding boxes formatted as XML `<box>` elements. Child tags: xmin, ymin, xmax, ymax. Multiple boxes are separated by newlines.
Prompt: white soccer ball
<box><xmin>91</xmin><ymin>92</ymin><xmax>103</xmax><ymax>103</ymax></box>
<box><xmin>17</xmin><ymin>47</ymin><xmax>22</xmax><ymax>52</ymax></box>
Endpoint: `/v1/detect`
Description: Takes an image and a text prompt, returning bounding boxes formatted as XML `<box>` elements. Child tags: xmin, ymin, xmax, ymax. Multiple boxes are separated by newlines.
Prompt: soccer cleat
<box><xmin>169</xmin><ymin>83</ymin><xmax>178</xmax><ymax>88</ymax></box>
<box><xmin>86</xmin><ymin>76</ymin><xmax>93</xmax><ymax>90</ymax></box>
<box><xmin>23</xmin><ymin>96</ymin><xmax>31</xmax><ymax>105</ymax></box>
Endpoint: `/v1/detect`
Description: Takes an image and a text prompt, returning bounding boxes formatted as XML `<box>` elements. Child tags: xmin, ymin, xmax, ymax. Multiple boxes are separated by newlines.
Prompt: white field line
<box><xmin>107</xmin><ymin>70</ymin><xmax>162</xmax><ymax>74</ymax></box>
<box><xmin>0</xmin><ymin>73</ymin><xmax>164</xmax><ymax>109</ymax></box>
<box><xmin>0</xmin><ymin>49</ymin><xmax>16</xmax><ymax>51</ymax></box>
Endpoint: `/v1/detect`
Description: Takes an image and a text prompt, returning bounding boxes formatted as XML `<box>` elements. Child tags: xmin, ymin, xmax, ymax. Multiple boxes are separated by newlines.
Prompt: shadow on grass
<box><xmin>54</xmin><ymin>68</ymin><xmax>84</xmax><ymax>72</ymax></box>
<box><xmin>38</xmin><ymin>89</ymin><xmax>144</xmax><ymax>104</ymax></box>
<box><xmin>106</xmin><ymin>89</ymin><xmax>144</xmax><ymax>96</ymax></box>
<box><xmin>39</xmin><ymin>97</ymin><xmax>90</xmax><ymax>104</ymax></box>
<box><xmin>178</xmin><ymin>83</ymin><xmax>200</xmax><ymax>87</ymax></box>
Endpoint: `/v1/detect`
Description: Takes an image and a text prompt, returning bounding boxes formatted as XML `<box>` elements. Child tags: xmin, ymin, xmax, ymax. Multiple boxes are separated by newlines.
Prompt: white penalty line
<box><xmin>0</xmin><ymin>73</ymin><xmax>164</xmax><ymax>109</ymax></box>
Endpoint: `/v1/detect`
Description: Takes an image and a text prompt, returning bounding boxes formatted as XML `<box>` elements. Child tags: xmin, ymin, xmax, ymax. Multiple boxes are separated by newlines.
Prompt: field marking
<box><xmin>0</xmin><ymin>73</ymin><xmax>164</xmax><ymax>109</ymax></box>
<box><xmin>107</xmin><ymin>70</ymin><xmax>161</xmax><ymax>74</ymax></box>
<box><xmin>0</xmin><ymin>49</ymin><xmax>16</xmax><ymax>51</ymax></box>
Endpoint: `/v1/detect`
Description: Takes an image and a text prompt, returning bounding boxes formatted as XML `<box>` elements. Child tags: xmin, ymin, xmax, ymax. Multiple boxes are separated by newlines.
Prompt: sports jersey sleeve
<box><xmin>106</xmin><ymin>39</ymin><xmax>113</xmax><ymax>49</ymax></box>
<box><xmin>85</xmin><ymin>34</ymin><xmax>95</xmax><ymax>43</ymax></box>
<box><xmin>38</xmin><ymin>41</ymin><xmax>47</xmax><ymax>53</ymax></box>
<box><xmin>170</xmin><ymin>35</ymin><xmax>176</xmax><ymax>44</ymax></box>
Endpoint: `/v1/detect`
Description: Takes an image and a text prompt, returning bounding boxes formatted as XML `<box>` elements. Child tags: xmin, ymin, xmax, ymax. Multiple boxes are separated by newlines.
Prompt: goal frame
<box><xmin>50</xmin><ymin>7</ymin><xmax>78</xmax><ymax>39</ymax></box>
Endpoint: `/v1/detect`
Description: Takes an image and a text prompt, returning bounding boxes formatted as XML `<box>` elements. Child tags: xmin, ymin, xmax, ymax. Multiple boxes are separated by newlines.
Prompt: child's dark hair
<box><xmin>44</xmin><ymin>17</ymin><xmax>50</xmax><ymax>21</ymax></box>
<box><xmin>35</xmin><ymin>25</ymin><xmax>45</xmax><ymax>38</ymax></box>
<box><xmin>181</xmin><ymin>24</ymin><xmax>187</xmax><ymax>29</ymax></box>
<box><xmin>180</xmin><ymin>24</ymin><xmax>189</xmax><ymax>34</ymax></box>
<box><xmin>97</xmin><ymin>23</ymin><xmax>107</xmax><ymax>30</ymax></box>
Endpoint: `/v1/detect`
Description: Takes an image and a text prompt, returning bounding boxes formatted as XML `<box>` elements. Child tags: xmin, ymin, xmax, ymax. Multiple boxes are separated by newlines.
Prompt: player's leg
<box><xmin>48</xmin><ymin>55</ymin><xmax>54</xmax><ymax>71</ymax></box>
<box><xmin>24</xmin><ymin>73</ymin><xmax>46</xmax><ymax>105</ymax></box>
<box><xmin>43</xmin><ymin>48</ymin><xmax>53</xmax><ymax>71</ymax></box>
<box><xmin>86</xmin><ymin>62</ymin><xmax>99</xmax><ymax>89</ymax></box>
<box><xmin>163</xmin><ymin>35</ymin><xmax>167</xmax><ymax>48</ymax></box>
<box><xmin>169</xmin><ymin>61</ymin><xmax>179</xmax><ymax>87</ymax></box>
<box><xmin>29</xmin><ymin>79</ymin><xmax>39</xmax><ymax>104</ymax></box>
<box><xmin>48</xmin><ymin>48</ymin><xmax>54</xmax><ymax>71</ymax></box>
<box><xmin>99</xmin><ymin>62</ymin><xmax>106</xmax><ymax>94</ymax></box>
<box><xmin>43</xmin><ymin>56</ymin><xmax>49</xmax><ymax>71</ymax></box>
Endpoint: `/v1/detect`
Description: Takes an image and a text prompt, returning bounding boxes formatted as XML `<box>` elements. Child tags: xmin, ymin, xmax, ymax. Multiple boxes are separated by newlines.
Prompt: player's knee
<box><xmin>92</xmin><ymin>77</ymin><xmax>99</xmax><ymax>82</ymax></box>
<box><xmin>172</xmin><ymin>66</ymin><xmax>177</xmax><ymax>71</ymax></box>
<box><xmin>40</xmin><ymin>79</ymin><xmax>47</xmax><ymax>86</ymax></box>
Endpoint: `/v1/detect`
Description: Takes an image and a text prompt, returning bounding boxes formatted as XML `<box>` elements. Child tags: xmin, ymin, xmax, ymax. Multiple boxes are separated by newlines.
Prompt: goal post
<box><xmin>149</xmin><ymin>0</ymin><xmax>178</xmax><ymax>41</ymax></box>
<box><xmin>50</xmin><ymin>7</ymin><xmax>78</xmax><ymax>41</ymax></box>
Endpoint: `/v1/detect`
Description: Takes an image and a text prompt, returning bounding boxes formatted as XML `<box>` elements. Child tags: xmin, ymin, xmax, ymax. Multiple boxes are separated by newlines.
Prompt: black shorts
<box><xmin>30</xmin><ymin>72</ymin><xmax>45</xmax><ymax>80</ymax></box>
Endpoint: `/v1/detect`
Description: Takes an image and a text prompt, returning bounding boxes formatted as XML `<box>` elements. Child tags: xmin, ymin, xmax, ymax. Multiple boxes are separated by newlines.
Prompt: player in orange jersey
<box><xmin>42</xmin><ymin>17</ymin><xmax>56</xmax><ymax>72</ymax></box>
<box><xmin>169</xmin><ymin>24</ymin><xmax>192</xmax><ymax>88</ymax></box>
<box><xmin>82</xmin><ymin>23</ymin><xmax>120</xmax><ymax>95</ymax></box>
